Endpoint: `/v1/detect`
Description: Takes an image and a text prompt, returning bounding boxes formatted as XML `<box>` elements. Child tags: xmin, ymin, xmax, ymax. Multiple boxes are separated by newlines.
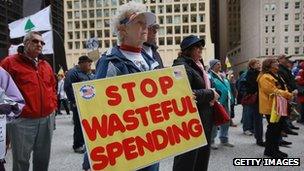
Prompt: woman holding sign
<box><xmin>172</xmin><ymin>35</ymin><xmax>219</xmax><ymax>171</ymax></box>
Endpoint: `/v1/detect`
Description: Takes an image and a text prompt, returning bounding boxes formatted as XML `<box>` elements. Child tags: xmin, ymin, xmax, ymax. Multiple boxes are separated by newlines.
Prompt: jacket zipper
<box><xmin>36</xmin><ymin>67</ymin><xmax>44</xmax><ymax>117</ymax></box>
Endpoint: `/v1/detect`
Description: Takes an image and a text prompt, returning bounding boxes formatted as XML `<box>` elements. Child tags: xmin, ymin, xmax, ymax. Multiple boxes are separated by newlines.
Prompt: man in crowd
<box><xmin>64</xmin><ymin>56</ymin><xmax>94</xmax><ymax>153</ymax></box>
<box><xmin>143</xmin><ymin>23</ymin><xmax>164</xmax><ymax>69</ymax></box>
<box><xmin>1</xmin><ymin>31</ymin><xmax>57</xmax><ymax>171</ymax></box>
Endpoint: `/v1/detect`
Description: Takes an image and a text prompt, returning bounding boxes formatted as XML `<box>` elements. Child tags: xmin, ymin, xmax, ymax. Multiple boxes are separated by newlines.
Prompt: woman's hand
<box><xmin>210</xmin><ymin>89</ymin><xmax>220</xmax><ymax>106</ymax></box>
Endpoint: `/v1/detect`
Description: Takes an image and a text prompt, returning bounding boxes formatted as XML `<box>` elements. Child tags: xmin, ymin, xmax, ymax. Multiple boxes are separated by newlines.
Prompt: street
<box><xmin>5</xmin><ymin>105</ymin><xmax>304</xmax><ymax>171</ymax></box>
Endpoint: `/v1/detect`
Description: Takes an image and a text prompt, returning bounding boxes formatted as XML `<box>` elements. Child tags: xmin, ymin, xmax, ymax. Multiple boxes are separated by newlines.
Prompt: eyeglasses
<box><xmin>31</xmin><ymin>39</ymin><xmax>45</xmax><ymax>46</ymax></box>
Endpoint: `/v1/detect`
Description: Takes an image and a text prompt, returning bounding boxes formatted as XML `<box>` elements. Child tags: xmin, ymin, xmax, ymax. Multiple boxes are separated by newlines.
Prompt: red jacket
<box><xmin>1</xmin><ymin>54</ymin><xmax>57</xmax><ymax>118</ymax></box>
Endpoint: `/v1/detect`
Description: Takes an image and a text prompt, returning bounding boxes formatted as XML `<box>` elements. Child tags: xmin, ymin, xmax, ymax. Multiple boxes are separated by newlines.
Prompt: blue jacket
<box><xmin>209</xmin><ymin>71</ymin><xmax>234</xmax><ymax>109</ymax></box>
<box><xmin>64</xmin><ymin>66</ymin><xmax>95</xmax><ymax>103</ymax></box>
<box><xmin>95</xmin><ymin>46</ymin><xmax>158</xmax><ymax>79</ymax></box>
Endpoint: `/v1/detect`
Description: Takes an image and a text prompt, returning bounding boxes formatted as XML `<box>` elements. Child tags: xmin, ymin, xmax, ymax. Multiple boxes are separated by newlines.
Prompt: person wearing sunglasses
<box><xmin>1</xmin><ymin>31</ymin><xmax>57</xmax><ymax>171</ymax></box>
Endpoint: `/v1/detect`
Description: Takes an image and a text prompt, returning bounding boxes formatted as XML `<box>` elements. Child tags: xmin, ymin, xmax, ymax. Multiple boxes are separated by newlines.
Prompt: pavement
<box><xmin>5</xmin><ymin>105</ymin><xmax>304</xmax><ymax>171</ymax></box>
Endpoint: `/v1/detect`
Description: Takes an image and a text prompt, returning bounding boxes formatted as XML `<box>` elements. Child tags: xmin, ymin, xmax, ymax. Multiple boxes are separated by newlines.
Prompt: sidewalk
<box><xmin>5</xmin><ymin>105</ymin><xmax>304</xmax><ymax>171</ymax></box>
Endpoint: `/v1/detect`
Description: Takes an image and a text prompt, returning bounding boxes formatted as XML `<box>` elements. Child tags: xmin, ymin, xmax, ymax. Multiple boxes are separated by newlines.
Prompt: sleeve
<box><xmin>50</xmin><ymin>69</ymin><xmax>58</xmax><ymax>108</ymax></box>
<box><xmin>64</xmin><ymin>70</ymin><xmax>78</xmax><ymax>103</ymax></box>
<box><xmin>0</xmin><ymin>67</ymin><xmax>25</xmax><ymax>119</ymax></box>
<box><xmin>260</xmin><ymin>75</ymin><xmax>292</xmax><ymax>100</ymax></box>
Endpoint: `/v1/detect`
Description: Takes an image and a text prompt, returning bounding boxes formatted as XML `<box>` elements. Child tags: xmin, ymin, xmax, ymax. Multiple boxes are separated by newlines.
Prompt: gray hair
<box><xmin>110</xmin><ymin>1</ymin><xmax>147</xmax><ymax>45</ymax></box>
<box><xmin>23</xmin><ymin>31</ymin><xmax>42</xmax><ymax>44</ymax></box>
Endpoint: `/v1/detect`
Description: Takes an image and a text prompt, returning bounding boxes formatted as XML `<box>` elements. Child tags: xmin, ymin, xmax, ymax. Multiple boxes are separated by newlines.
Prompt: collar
<box><xmin>119</xmin><ymin>44</ymin><xmax>142</xmax><ymax>53</ymax></box>
<box><xmin>143</xmin><ymin>42</ymin><xmax>158</xmax><ymax>50</ymax></box>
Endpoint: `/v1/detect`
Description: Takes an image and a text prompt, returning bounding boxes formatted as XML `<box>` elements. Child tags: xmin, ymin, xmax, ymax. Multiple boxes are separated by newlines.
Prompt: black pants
<box><xmin>72</xmin><ymin>104</ymin><xmax>84</xmax><ymax>149</ymax></box>
<box><xmin>57</xmin><ymin>99</ymin><xmax>70</xmax><ymax>114</ymax></box>
<box><xmin>265</xmin><ymin>115</ymin><xmax>281</xmax><ymax>152</ymax></box>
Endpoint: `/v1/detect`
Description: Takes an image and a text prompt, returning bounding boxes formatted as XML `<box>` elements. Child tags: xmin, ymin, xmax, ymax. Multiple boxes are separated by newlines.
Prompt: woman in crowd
<box><xmin>172</xmin><ymin>35</ymin><xmax>219</xmax><ymax>171</ymax></box>
<box><xmin>242</xmin><ymin>59</ymin><xmax>264</xmax><ymax>146</ymax></box>
<box><xmin>257</xmin><ymin>58</ymin><xmax>294</xmax><ymax>158</ymax></box>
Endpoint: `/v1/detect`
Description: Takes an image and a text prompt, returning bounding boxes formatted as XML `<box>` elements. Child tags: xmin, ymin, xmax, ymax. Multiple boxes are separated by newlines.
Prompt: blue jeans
<box><xmin>242</xmin><ymin>105</ymin><xmax>254</xmax><ymax>132</ymax></box>
<box><xmin>211</xmin><ymin>104</ymin><xmax>230</xmax><ymax>143</ymax></box>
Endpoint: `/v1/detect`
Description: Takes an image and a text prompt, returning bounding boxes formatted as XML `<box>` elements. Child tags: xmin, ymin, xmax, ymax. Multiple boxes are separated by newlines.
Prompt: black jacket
<box><xmin>173</xmin><ymin>55</ymin><xmax>214</xmax><ymax>142</ymax></box>
<box><xmin>245</xmin><ymin>68</ymin><xmax>260</xmax><ymax>94</ymax></box>
<box><xmin>143</xmin><ymin>42</ymin><xmax>164</xmax><ymax>69</ymax></box>
<box><xmin>278</xmin><ymin>64</ymin><xmax>296</xmax><ymax>92</ymax></box>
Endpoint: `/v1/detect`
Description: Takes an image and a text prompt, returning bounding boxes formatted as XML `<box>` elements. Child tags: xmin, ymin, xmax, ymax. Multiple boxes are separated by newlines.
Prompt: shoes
<box><xmin>243</xmin><ymin>130</ymin><xmax>253</xmax><ymax>136</ymax></box>
<box><xmin>290</xmin><ymin>125</ymin><xmax>300</xmax><ymax>130</ymax></box>
<box><xmin>74</xmin><ymin>146</ymin><xmax>85</xmax><ymax>154</ymax></box>
<box><xmin>276</xmin><ymin>150</ymin><xmax>288</xmax><ymax>158</ymax></box>
<box><xmin>285</xmin><ymin>129</ymin><xmax>298</xmax><ymax>135</ymax></box>
<box><xmin>279</xmin><ymin>140</ymin><xmax>292</xmax><ymax>146</ymax></box>
<box><xmin>264</xmin><ymin>150</ymin><xmax>286</xmax><ymax>158</ymax></box>
<box><xmin>256</xmin><ymin>141</ymin><xmax>265</xmax><ymax>147</ymax></box>
<box><xmin>221</xmin><ymin>142</ymin><xmax>234</xmax><ymax>147</ymax></box>
<box><xmin>211</xmin><ymin>143</ymin><xmax>218</xmax><ymax>150</ymax></box>
<box><xmin>281</xmin><ymin>131</ymin><xmax>288</xmax><ymax>137</ymax></box>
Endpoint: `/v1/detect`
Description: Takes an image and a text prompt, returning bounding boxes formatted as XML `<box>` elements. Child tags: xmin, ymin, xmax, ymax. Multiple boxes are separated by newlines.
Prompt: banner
<box><xmin>8</xmin><ymin>31</ymin><xmax>54</xmax><ymax>55</ymax></box>
<box><xmin>9</xmin><ymin>6</ymin><xmax>52</xmax><ymax>39</ymax></box>
<box><xmin>73</xmin><ymin>66</ymin><xmax>207</xmax><ymax>171</ymax></box>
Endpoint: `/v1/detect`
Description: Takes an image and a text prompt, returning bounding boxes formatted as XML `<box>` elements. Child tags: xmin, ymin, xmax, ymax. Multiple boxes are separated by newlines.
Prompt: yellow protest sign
<box><xmin>73</xmin><ymin>65</ymin><xmax>207</xmax><ymax>171</ymax></box>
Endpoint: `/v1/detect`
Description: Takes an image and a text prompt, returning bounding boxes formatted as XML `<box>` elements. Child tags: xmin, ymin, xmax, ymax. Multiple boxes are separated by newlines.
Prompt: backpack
<box><xmin>236</xmin><ymin>71</ymin><xmax>248</xmax><ymax>104</ymax></box>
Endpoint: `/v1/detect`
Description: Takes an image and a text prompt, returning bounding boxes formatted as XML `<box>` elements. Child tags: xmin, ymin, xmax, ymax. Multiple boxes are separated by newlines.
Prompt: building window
<box><xmin>68</xmin><ymin>42</ymin><xmax>73</xmax><ymax>49</ymax></box>
<box><xmin>295</xmin><ymin>2</ymin><xmax>300</xmax><ymax>9</ymax></box>
<box><xmin>74</xmin><ymin>11</ymin><xmax>80</xmax><ymax>19</ymax></box>
<box><xmin>295</xmin><ymin>47</ymin><xmax>299</xmax><ymax>54</ymax></box>
<box><xmin>284</xmin><ymin>14</ymin><xmax>289</xmax><ymax>20</ymax></box>
<box><xmin>67</xmin><ymin>1</ymin><xmax>72</xmax><ymax>9</ymax></box>
<box><xmin>272</xmin><ymin>37</ymin><xmax>275</xmax><ymax>43</ymax></box>
<box><xmin>295</xmin><ymin>24</ymin><xmax>300</xmax><ymax>31</ymax></box>
<box><xmin>74</xmin><ymin>0</ymin><xmax>80</xmax><ymax>9</ymax></box>
<box><xmin>158</xmin><ymin>16</ymin><xmax>164</xmax><ymax>24</ymax></box>
<box><xmin>75</xmin><ymin>42</ymin><xmax>80</xmax><ymax>49</ymax></box>
<box><xmin>294</xmin><ymin>13</ymin><xmax>300</xmax><ymax>20</ymax></box>
<box><xmin>265</xmin><ymin>15</ymin><xmax>268</xmax><ymax>22</ymax></box>
<box><xmin>284</xmin><ymin>2</ymin><xmax>288</xmax><ymax>9</ymax></box>
<box><xmin>167</xmin><ymin>37</ymin><xmax>173</xmax><ymax>45</ymax></box>
<box><xmin>96</xmin><ymin>9</ymin><xmax>102</xmax><ymax>17</ymax></box>
<box><xmin>96</xmin><ymin>20</ymin><xmax>102</xmax><ymax>28</ymax></box>
<box><xmin>75</xmin><ymin>31</ymin><xmax>80</xmax><ymax>39</ymax></box>
<box><xmin>284</xmin><ymin>47</ymin><xmax>288</xmax><ymax>54</ymax></box>
<box><xmin>174</xmin><ymin>16</ymin><xmax>181</xmax><ymax>24</ymax></box>
<box><xmin>67</xmin><ymin>12</ymin><xmax>72</xmax><ymax>19</ymax></box>
<box><xmin>158</xmin><ymin>5</ymin><xmax>164</xmax><ymax>13</ymax></box>
<box><xmin>159</xmin><ymin>27</ymin><xmax>165</xmax><ymax>35</ymax></box>
<box><xmin>96</xmin><ymin>0</ymin><xmax>102</xmax><ymax>7</ymax></box>
<box><xmin>82</xmin><ymin>21</ymin><xmax>87</xmax><ymax>29</ymax></box>
<box><xmin>105</xmin><ymin>40</ymin><xmax>110</xmax><ymax>48</ymax></box>
<box><xmin>104</xmin><ymin>9</ymin><xmax>109</xmax><ymax>17</ymax></box>
<box><xmin>295</xmin><ymin>36</ymin><xmax>300</xmax><ymax>42</ymax></box>
<box><xmin>104</xmin><ymin>30</ymin><xmax>109</xmax><ymax>37</ymax></box>
<box><xmin>182</xmin><ymin>4</ymin><xmax>188</xmax><ymax>12</ymax></box>
<box><xmin>166</xmin><ymin>16</ymin><xmax>172</xmax><ymax>24</ymax></box>
<box><xmin>175</xmin><ymin>26</ymin><xmax>181</xmax><ymax>34</ymax></box>
<box><xmin>271</xmin><ymin>4</ymin><xmax>276</xmax><ymax>11</ymax></box>
<box><xmin>174</xmin><ymin>4</ymin><xmax>180</xmax><ymax>12</ymax></box>
<box><xmin>159</xmin><ymin>37</ymin><xmax>164</xmax><ymax>45</ymax></box>
<box><xmin>265</xmin><ymin>26</ymin><xmax>268</xmax><ymax>33</ymax></box>
<box><xmin>81</xmin><ymin>0</ymin><xmax>87</xmax><ymax>8</ymax></box>
<box><xmin>199</xmin><ymin>14</ymin><xmax>205</xmax><ymax>22</ymax></box>
<box><xmin>166</xmin><ymin>5</ymin><xmax>172</xmax><ymax>13</ymax></box>
<box><xmin>284</xmin><ymin>36</ymin><xmax>288</xmax><ymax>43</ymax></box>
<box><xmin>272</xmin><ymin>48</ymin><xmax>275</xmax><ymax>55</ymax></box>
<box><xmin>75</xmin><ymin>21</ymin><xmax>80</xmax><ymax>29</ymax></box>
<box><xmin>271</xmin><ymin>15</ymin><xmax>275</xmax><ymax>21</ymax></box>
<box><xmin>89</xmin><ymin>20</ymin><xmax>94</xmax><ymax>28</ymax></box>
<box><xmin>167</xmin><ymin>27</ymin><xmax>172</xmax><ymax>34</ymax></box>
<box><xmin>265</xmin><ymin>48</ymin><xmax>269</xmax><ymax>55</ymax></box>
<box><xmin>265</xmin><ymin>37</ymin><xmax>269</xmax><ymax>44</ymax></box>
<box><xmin>191</xmin><ymin>14</ymin><xmax>197</xmax><ymax>22</ymax></box>
<box><xmin>264</xmin><ymin>4</ymin><xmax>269</xmax><ymax>11</ymax></box>
<box><xmin>183</xmin><ymin>25</ymin><xmax>189</xmax><ymax>34</ymax></box>
<box><xmin>82</xmin><ymin>10</ymin><xmax>87</xmax><ymax>18</ymax></box>
<box><xmin>190</xmin><ymin>3</ymin><xmax>197</xmax><ymax>11</ymax></box>
<box><xmin>199</xmin><ymin>3</ymin><xmax>205</xmax><ymax>11</ymax></box>
<box><xmin>68</xmin><ymin>32</ymin><xmax>73</xmax><ymax>39</ymax></box>
<box><xmin>191</xmin><ymin>25</ymin><xmax>197</xmax><ymax>33</ymax></box>
<box><xmin>89</xmin><ymin>0</ymin><xmax>94</xmax><ymax>7</ymax></box>
<box><xmin>104</xmin><ymin>19</ymin><xmax>110</xmax><ymax>27</ymax></box>
<box><xmin>284</xmin><ymin>25</ymin><xmax>288</xmax><ymax>32</ymax></box>
<box><xmin>199</xmin><ymin>25</ymin><xmax>205</xmax><ymax>33</ymax></box>
<box><xmin>272</xmin><ymin>26</ymin><xmax>275</xmax><ymax>32</ymax></box>
<box><xmin>89</xmin><ymin>30</ymin><xmax>95</xmax><ymax>38</ymax></box>
<box><xmin>175</xmin><ymin>37</ymin><xmax>181</xmax><ymax>44</ymax></box>
<box><xmin>82</xmin><ymin>31</ymin><xmax>87</xmax><ymax>39</ymax></box>
<box><xmin>182</xmin><ymin>15</ymin><xmax>189</xmax><ymax>23</ymax></box>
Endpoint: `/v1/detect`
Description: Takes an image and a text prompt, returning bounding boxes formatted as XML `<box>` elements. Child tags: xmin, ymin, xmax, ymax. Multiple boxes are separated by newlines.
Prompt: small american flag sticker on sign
<box><xmin>80</xmin><ymin>85</ymin><xmax>95</xmax><ymax>100</ymax></box>
<box><xmin>173</xmin><ymin>68</ymin><xmax>183</xmax><ymax>79</ymax></box>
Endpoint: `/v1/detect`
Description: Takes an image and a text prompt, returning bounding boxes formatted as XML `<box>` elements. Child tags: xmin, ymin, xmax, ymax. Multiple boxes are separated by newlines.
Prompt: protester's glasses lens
<box><xmin>32</xmin><ymin>39</ymin><xmax>45</xmax><ymax>46</ymax></box>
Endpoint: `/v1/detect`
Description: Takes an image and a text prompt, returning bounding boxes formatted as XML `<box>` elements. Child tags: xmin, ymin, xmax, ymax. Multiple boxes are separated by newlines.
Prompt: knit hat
<box><xmin>209</xmin><ymin>59</ymin><xmax>221</xmax><ymax>69</ymax></box>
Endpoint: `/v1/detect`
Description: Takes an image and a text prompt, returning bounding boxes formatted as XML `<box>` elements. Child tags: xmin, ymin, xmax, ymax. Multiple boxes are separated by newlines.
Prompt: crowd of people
<box><xmin>0</xmin><ymin>1</ymin><xmax>303</xmax><ymax>171</ymax></box>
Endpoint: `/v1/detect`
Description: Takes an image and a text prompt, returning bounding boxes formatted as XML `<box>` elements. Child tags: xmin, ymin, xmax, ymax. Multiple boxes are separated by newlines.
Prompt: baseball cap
<box><xmin>78</xmin><ymin>56</ymin><xmax>93</xmax><ymax>64</ymax></box>
<box><xmin>119</xmin><ymin>12</ymin><xmax>156</xmax><ymax>26</ymax></box>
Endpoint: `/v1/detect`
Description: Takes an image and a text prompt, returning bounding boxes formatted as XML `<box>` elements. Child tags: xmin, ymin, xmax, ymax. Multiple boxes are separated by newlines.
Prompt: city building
<box><xmin>0</xmin><ymin>0</ymin><xmax>23</xmax><ymax>59</ymax></box>
<box><xmin>63</xmin><ymin>0</ymin><xmax>214</xmax><ymax>69</ymax></box>
<box><xmin>235</xmin><ymin>0</ymin><xmax>304</xmax><ymax>71</ymax></box>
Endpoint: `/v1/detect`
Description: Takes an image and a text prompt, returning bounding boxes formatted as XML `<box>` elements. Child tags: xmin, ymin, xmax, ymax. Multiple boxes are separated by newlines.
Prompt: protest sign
<box><xmin>73</xmin><ymin>65</ymin><xmax>207</xmax><ymax>171</ymax></box>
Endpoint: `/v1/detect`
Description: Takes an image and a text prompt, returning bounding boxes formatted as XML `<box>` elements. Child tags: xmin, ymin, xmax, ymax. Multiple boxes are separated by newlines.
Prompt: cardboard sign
<box><xmin>73</xmin><ymin>66</ymin><xmax>207</xmax><ymax>171</ymax></box>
